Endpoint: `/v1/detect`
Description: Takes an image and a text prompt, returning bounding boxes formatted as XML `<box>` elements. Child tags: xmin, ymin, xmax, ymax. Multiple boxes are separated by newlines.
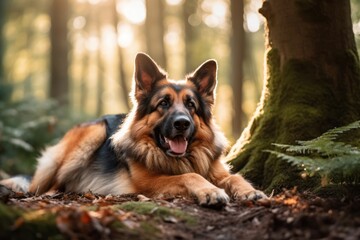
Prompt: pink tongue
<box><xmin>168</xmin><ymin>137</ymin><xmax>188</xmax><ymax>154</ymax></box>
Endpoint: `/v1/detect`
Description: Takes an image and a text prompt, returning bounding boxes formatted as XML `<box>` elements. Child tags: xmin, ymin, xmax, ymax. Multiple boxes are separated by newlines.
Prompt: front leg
<box><xmin>130</xmin><ymin>162</ymin><xmax>229</xmax><ymax>207</ymax></box>
<box><xmin>209</xmin><ymin>160</ymin><xmax>267</xmax><ymax>200</ymax></box>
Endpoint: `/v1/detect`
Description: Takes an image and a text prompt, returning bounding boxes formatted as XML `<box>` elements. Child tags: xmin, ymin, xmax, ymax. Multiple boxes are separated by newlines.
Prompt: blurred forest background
<box><xmin>1</xmin><ymin>0</ymin><xmax>360</xmax><ymax>175</ymax></box>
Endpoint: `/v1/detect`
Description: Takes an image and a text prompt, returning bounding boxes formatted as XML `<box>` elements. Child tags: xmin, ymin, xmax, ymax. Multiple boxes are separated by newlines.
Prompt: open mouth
<box><xmin>159</xmin><ymin>134</ymin><xmax>188</xmax><ymax>157</ymax></box>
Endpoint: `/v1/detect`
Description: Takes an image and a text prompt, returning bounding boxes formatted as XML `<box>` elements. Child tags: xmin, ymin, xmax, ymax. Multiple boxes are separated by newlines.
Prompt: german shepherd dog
<box><xmin>3</xmin><ymin>53</ymin><xmax>266</xmax><ymax>207</ymax></box>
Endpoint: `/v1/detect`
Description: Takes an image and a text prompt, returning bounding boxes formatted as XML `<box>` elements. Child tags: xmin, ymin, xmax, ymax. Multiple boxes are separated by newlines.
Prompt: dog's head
<box><xmin>132</xmin><ymin>53</ymin><xmax>219</xmax><ymax>156</ymax></box>
<box><xmin>113</xmin><ymin>53</ymin><xmax>227</xmax><ymax>175</ymax></box>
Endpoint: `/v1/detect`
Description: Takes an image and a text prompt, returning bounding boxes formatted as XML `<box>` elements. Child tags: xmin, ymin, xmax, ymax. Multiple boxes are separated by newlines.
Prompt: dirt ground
<box><xmin>0</xmin><ymin>186</ymin><xmax>359</xmax><ymax>240</ymax></box>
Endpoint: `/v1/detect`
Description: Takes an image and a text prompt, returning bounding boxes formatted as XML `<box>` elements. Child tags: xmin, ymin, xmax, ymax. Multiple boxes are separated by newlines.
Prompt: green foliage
<box><xmin>0</xmin><ymin>97</ymin><xmax>86</xmax><ymax>175</ymax></box>
<box><xmin>0</xmin><ymin>98</ymin><xmax>56</xmax><ymax>174</ymax></box>
<box><xmin>0</xmin><ymin>203</ymin><xmax>61</xmax><ymax>240</ymax></box>
<box><xmin>267</xmin><ymin>121</ymin><xmax>360</xmax><ymax>185</ymax></box>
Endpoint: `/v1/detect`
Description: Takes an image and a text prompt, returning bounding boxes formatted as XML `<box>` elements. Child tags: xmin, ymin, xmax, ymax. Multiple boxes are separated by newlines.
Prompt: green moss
<box><xmin>119</xmin><ymin>202</ymin><xmax>196</xmax><ymax>225</ymax></box>
<box><xmin>119</xmin><ymin>202</ymin><xmax>160</xmax><ymax>215</ymax></box>
<box><xmin>264</xmin><ymin>48</ymin><xmax>281</xmax><ymax>98</ymax></box>
<box><xmin>110</xmin><ymin>220</ymin><xmax>161</xmax><ymax>240</ymax></box>
<box><xmin>238</xmin><ymin>144</ymin><xmax>269</xmax><ymax>183</ymax></box>
<box><xmin>314</xmin><ymin>184</ymin><xmax>360</xmax><ymax>199</ymax></box>
<box><xmin>138</xmin><ymin>222</ymin><xmax>161</xmax><ymax>238</ymax></box>
<box><xmin>0</xmin><ymin>204</ymin><xmax>62</xmax><ymax>240</ymax></box>
<box><xmin>0</xmin><ymin>203</ymin><xmax>21</xmax><ymax>229</ymax></box>
<box><xmin>229</xmin><ymin>47</ymin><xmax>360</xmax><ymax>193</ymax></box>
<box><xmin>110</xmin><ymin>201</ymin><xmax>197</xmax><ymax>239</ymax></box>
<box><xmin>336</xmin><ymin>50</ymin><xmax>360</xmax><ymax>122</ymax></box>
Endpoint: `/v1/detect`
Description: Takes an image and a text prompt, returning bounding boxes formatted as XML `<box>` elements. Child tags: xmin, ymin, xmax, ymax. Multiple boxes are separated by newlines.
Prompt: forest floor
<box><xmin>0</xmin><ymin>186</ymin><xmax>359</xmax><ymax>240</ymax></box>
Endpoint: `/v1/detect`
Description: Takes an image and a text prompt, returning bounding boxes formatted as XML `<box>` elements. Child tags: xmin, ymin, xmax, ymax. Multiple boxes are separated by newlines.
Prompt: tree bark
<box><xmin>145</xmin><ymin>0</ymin><xmax>167</xmax><ymax>69</ymax></box>
<box><xmin>112</xmin><ymin>0</ymin><xmax>130</xmax><ymax>111</ymax></box>
<box><xmin>50</xmin><ymin>0</ymin><xmax>69</xmax><ymax>106</ymax></box>
<box><xmin>0</xmin><ymin>0</ymin><xmax>5</xmax><ymax>84</ymax></box>
<box><xmin>95</xmin><ymin>8</ymin><xmax>104</xmax><ymax>117</ymax></box>
<box><xmin>227</xmin><ymin>0</ymin><xmax>360</xmax><ymax>191</ymax></box>
<box><xmin>0</xmin><ymin>0</ymin><xmax>11</xmax><ymax>102</ymax></box>
<box><xmin>183</xmin><ymin>0</ymin><xmax>199</xmax><ymax>73</ymax></box>
<box><xmin>230</xmin><ymin>0</ymin><xmax>246</xmax><ymax>139</ymax></box>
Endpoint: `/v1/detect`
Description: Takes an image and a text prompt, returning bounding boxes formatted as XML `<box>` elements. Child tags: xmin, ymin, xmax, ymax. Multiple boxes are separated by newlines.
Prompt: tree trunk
<box><xmin>230</xmin><ymin>0</ymin><xmax>246</xmax><ymax>139</ymax></box>
<box><xmin>145</xmin><ymin>0</ymin><xmax>166</xmax><ymax>69</ymax></box>
<box><xmin>50</xmin><ymin>0</ymin><xmax>69</xmax><ymax>106</ymax></box>
<box><xmin>227</xmin><ymin>0</ymin><xmax>360</xmax><ymax>192</ymax></box>
<box><xmin>112</xmin><ymin>0</ymin><xmax>130</xmax><ymax>111</ymax></box>
<box><xmin>183</xmin><ymin>0</ymin><xmax>199</xmax><ymax>73</ymax></box>
<box><xmin>0</xmin><ymin>1</ymin><xmax>12</xmax><ymax>102</ymax></box>
<box><xmin>95</xmin><ymin>10</ymin><xmax>104</xmax><ymax>117</ymax></box>
<box><xmin>0</xmin><ymin>0</ymin><xmax>5</xmax><ymax>84</ymax></box>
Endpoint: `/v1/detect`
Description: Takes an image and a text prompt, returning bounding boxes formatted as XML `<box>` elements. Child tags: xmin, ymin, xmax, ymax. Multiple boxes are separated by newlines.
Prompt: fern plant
<box><xmin>0</xmin><ymin>97</ymin><xmax>88</xmax><ymax>175</ymax></box>
<box><xmin>0</xmin><ymin>98</ymin><xmax>59</xmax><ymax>174</ymax></box>
<box><xmin>267</xmin><ymin>120</ymin><xmax>360</xmax><ymax>185</ymax></box>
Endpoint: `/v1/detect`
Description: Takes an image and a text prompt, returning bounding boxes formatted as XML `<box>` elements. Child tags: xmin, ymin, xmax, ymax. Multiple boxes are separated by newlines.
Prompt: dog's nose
<box><xmin>173</xmin><ymin>116</ymin><xmax>191</xmax><ymax>131</ymax></box>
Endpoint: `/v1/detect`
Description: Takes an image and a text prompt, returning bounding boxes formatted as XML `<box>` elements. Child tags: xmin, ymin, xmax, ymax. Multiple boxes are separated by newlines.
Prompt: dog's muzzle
<box><xmin>157</xmin><ymin>114</ymin><xmax>194</xmax><ymax>157</ymax></box>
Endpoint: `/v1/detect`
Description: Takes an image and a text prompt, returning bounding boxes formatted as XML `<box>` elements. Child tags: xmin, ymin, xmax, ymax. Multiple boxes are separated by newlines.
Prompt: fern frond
<box><xmin>266</xmin><ymin>150</ymin><xmax>323</xmax><ymax>172</ymax></box>
<box><xmin>267</xmin><ymin>120</ymin><xmax>360</xmax><ymax>185</ymax></box>
<box><xmin>273</xmin><ymin>141</ymin><xmax>360</xmax><ymax>156</ymax></box>
<box><xmin>304</xmin><ymin>120</ymin><xmax>360</xmax><ymax>143</ymax></box>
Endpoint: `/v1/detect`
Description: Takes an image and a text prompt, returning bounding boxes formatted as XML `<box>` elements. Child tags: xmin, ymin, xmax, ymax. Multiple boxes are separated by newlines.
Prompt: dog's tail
<box><xmin>0</xmin><ymin>145</ymin><xmax>64</xmax><ymax>194</ymax></box>
<box><xmin>0</xmin><ymin>175</ymin><xmax>31</xmax><ymax>192</ymax></box>
<box><xmin>28</xmin><ymin>144</ymin><xmax>63</xmax><ymax>194</ymax></box>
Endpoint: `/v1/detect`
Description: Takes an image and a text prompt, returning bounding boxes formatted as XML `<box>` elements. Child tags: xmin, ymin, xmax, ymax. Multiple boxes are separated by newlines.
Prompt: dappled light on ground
<box><xmin>0</xmin><ymin>186</ymin><xmax>359</xmax><ymax>239</ymax></box>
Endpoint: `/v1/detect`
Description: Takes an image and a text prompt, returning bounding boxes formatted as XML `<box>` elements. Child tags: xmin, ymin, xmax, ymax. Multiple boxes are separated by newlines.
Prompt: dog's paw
<box><xmin>236</xmin><ymin>189</ymin><xmax>268</xmax><ymax>201</ymax></box>
<box><xmin>195</xmin><ymin>187</ymin><xmax>230</xmax><ymax>208</ymax></box>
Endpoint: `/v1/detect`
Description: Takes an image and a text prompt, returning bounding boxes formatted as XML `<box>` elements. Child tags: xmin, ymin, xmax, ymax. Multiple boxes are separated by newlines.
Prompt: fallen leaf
<box><xmin>80</xmin><ymin>211</ymin><xmax>92</xmax><ymax>224</ymax></box>
<box><xmin>137</xmin><ymin>194</ymin><xmax>151</xmax><ymax>202</ymax></box>
<box><xmin>206</xmin><ymin>225</ymin><xmax>215</xmax><ymax>231</ymax></box>
<box><xmin>83</xmin><ymin>192</ymin><xmax>96</xmax><ymax>200</ymax></box>
<box><xmin>122</xmin><ymin>219</ymin><xmax>140</xmax><ymax>229</ymax></box>
<box><xmin>11</xmin><ymin>217</ymin><xmax>25</xmax><ymax>230</ymax></box>
<box><xmin>257</xmin><ymin>198</ymin><xmax>272</xmax><ymax>207</ymax></box>
<box><xmin>163</xmin><ymin>215</ymin><xmax>178</xmax><ymax>223</ymax></box>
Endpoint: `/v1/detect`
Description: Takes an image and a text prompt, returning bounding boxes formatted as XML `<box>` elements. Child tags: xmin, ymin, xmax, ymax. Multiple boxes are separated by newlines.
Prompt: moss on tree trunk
<box><xmin>227</xmin><ymin>0</ymin><xmax>360</xmax><ymax>192</ymax></box>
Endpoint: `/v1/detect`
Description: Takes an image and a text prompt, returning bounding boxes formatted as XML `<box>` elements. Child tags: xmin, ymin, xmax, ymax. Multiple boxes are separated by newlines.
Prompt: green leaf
<box><xmin>3</xmin><ymin>137</ymin><xmax>34</xmax><ymax>152</ymax></box>
<box><xmin>267</xmin><ymin>120</ymin><xmax>360</xmax><ymax>185</ymax></box>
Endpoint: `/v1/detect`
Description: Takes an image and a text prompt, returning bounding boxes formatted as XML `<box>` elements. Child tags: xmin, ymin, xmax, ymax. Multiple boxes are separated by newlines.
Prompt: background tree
<box><xmin>182</xmin><ymin>0</ymin><xmax>199</xmax><ymax>73</ymax></box>
<box><xmin>95</xmin><ymin>9</ymin><xmax>104</xmax><ymax>116</ymax></box>
<box><xmin>0</xmin><ymin>0</ymin><xmax>5</xmax><ymax>84</ymax></box>
<box><xmin>0</xmin><ymin>0</ymin><xmax>11</xmax><ymax>102</ymax></box>
<box><xmin>227</xmin><ymin>0</ymin><xmax>360</xmax><ymax>192</ymax></box>
<box><xmin>230</xmin><ymin>0</ymin><xmax>246</xmax><ymax>138</ymax></box>
<box><xmin>50</xmin><ymin>0</ymin><xmax>69</xmax><ymax>106</ymax></box>
<box><xmin>112</xmin><ymin>0</ymin><xmax>130</xmax><ymax>111</ymax></box>
<box><xmin>145</xmin><ymin>0</ymin><xmax>167</xmax><ymax>69</ymax></box>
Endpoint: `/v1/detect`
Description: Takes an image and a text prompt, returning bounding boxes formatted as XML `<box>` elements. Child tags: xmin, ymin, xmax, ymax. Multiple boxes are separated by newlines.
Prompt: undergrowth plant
<box><xmin>267</xmin><ymin>121</ymin><xmax>360</xmax><ymax>186</ymax></box>
<box><xmin>0</xmin><ymin>98</ymin><xmax>58</xmax><ymax>174</ymax></box>
<box><xmin>0</xmin><ymin>98</ymin><xmax>88</xmax><ymax>175</ymax></box>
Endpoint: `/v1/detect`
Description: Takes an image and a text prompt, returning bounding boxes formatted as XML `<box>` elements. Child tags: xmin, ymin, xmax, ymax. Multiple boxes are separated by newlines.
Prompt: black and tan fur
<box><xmin>9</xmin><ymin>53</ymin><xmax>266</xmax><ymax>206</ymax></box>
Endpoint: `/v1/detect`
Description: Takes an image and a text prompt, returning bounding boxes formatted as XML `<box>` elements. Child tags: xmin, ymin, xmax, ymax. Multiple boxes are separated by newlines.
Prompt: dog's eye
<box><xmin>159</xmin><ymin>100</ymin><xmax>169</xmax><ymax>108</ymax></box>
<box><xmin>186</xmin><ymin>101</ymin><xmax>195</xmax><ymax>109</ymax></box>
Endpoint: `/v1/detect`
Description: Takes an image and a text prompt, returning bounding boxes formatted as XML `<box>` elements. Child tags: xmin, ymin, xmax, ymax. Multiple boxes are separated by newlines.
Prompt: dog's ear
<box><xmin>133</xmin><ymin>53</ymin><xmax>166</xmax><ymax>102</ymax></box>
<box><xmin>188</xmin><ymin>59</ymin><xmax>217</xmax><ymax>103</ymax></box>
